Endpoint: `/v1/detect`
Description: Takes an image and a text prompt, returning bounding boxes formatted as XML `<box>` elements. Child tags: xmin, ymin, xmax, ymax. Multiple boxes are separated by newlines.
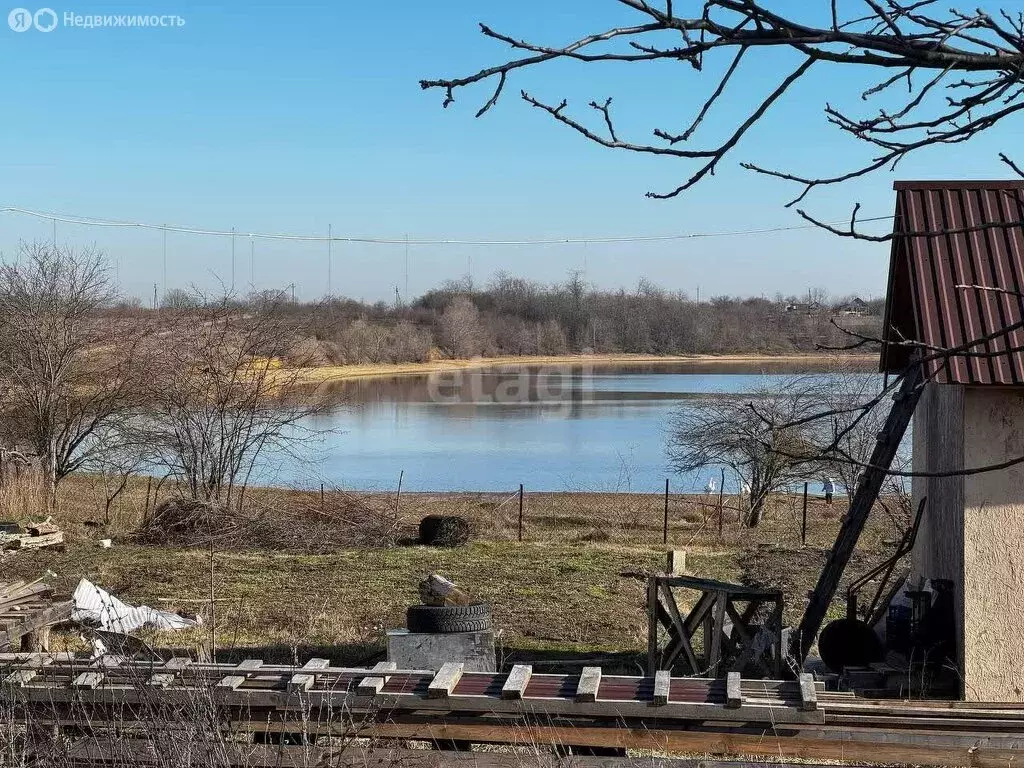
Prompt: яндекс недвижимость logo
<box><xmin>8</xmin><ymin>7</ymin><xmax>56</xmax><ymax>31</ymax></box>
<box><xmin>8</xmin><ymin>8</ymin><xmax>184</xmax><ymax>31</ymax></box>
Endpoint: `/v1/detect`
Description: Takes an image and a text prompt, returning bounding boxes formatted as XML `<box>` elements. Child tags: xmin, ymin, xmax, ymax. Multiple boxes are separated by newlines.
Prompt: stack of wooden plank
<box><xmin>0</xmin><ymin>580</ymin><xmax>74</xmax><ymax>650</ymax></box>
<box><xmin>7</xmin><ymin>655</ymin><xmax>1024</xmax><ymax>766</ymax></box>
<box><xmin>0</xmin><ymin>517</ymin><xmax>64</xmax><ymax>552</ymax></box>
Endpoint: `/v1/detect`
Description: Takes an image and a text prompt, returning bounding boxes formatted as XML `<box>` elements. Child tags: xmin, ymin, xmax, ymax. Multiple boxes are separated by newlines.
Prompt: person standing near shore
<box><xmin>822</xmin><ymin>477</ymin><xmax>835</xmax><ymax>505</ymax></box>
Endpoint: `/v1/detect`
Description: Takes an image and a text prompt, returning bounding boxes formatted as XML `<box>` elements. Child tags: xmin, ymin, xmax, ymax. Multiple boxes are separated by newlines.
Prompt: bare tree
<box><xmin>439</xmin><ymin>296</ymin><xmax>491</xmax><ymax>358</ymax></box>
<box><xmin>667</xmin><ymin>376</ymin><xmax>822</xmax><ymax>526</ymax></box>
<box><xmin>421</xmin><ymin>2</ymin><xmax>1024</xmax><ymax>211</ymax></box>
<box><xmin>815</xmin><ymin>360</ymin><xmax>910</xmax><ymax>501</ymax></box>
<box><xmin>0</xmin><ymin>242</ymin><xmax>147</xmax><ymax>506</ymax></box>
<box><xmin>136</xmin><ymin>290</ymin><xmax>325</xmax><ymax>506</ymax></box>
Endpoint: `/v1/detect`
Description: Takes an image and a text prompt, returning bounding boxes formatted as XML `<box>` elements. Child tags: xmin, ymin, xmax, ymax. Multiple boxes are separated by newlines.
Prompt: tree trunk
<box><xmin>745</xmin><ymin>488</ymin><xmax>769</xmax><ymax>527</ymax></box>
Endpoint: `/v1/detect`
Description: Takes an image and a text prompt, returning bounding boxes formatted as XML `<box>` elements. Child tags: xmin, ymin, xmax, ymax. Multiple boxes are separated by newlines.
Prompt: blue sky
<box><xmin>1</xmin><ymin>0</ymin><xmax>1021</xmax><ymax>303</ymax></box>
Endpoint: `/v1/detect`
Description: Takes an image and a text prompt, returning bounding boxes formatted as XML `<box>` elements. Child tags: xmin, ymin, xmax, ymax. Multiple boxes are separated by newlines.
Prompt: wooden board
<box><xmin>501</xmin><ymin>664</ymin><xmax>532</xmax><ymax>700</ymax></box>
<box><xmin>427</xmin><ymin>662</ymin><xmax>463</xmax><ymax>699</ymax></box>
<box><xmin>576</xmin><ymin>666</ymin><xmax>601</xmax><ymax>703</ymax></box>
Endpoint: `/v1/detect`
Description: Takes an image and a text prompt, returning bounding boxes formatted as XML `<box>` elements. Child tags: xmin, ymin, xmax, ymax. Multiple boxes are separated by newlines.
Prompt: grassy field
<box><xmin>1</xmin><ymin>475</ymin><xmax>903</xmax><ymax>669</ymax></box>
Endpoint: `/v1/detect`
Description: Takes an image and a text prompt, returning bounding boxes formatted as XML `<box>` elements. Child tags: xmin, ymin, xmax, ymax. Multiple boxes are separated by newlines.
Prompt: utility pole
<box><xmin>153</xmin><ymin>283</ymin><xmax>158</xmax><ymax>310</ymax></box>
<box><xmin>328</xmin><ymin>224</ymin><xmax>333</xmax><ymax>297</ymax></box>
<box><xmin>231</xmin><ymin>228</ymin><xmax>236</xmax><ymax>292</ymax></box>
<box><xmin>162</xmin><ymin>227</ymin><xmax>167</xmax><ymax>299</ymax></box>
<box><xmin>404</xmin><ymin>233</ymin><xmax>409</xmax><ymax>303</ymax></box>
<box><xmin>249</xmin><ymin>237</ymin><xmax>254</xmax><ymax>287</ymax></box>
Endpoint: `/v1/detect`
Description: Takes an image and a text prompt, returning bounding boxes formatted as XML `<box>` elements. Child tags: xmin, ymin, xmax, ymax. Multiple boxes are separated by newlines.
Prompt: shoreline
<box><xmin>294</xmin><ymin>352</ymin><xmax>876</xmax><ymax>384</ymax></box>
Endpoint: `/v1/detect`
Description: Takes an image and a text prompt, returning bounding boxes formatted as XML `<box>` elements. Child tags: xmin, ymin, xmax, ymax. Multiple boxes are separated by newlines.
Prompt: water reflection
<box><xmin>270</xmin><ymin>360</ymin><xmax>878</xmax><ymax>493</ymax></box>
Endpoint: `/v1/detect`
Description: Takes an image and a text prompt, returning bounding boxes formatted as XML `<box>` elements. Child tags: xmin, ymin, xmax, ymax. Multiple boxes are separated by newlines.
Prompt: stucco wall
<box><xmin>961</xmin><ymin>387</ymin><xmax>1024</xmax><ymax>702</ymax></box>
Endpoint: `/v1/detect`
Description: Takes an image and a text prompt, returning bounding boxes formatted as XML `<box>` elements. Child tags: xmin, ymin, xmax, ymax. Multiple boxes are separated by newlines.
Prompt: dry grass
<box><xmin>291</xmin><ymin>352</ymin><xmax>876</xmax><ymax>383</ymax></box>
<box><xmin>0</xmin><ymin>473</ymin><xmax>900</xmax><ymax>667</ymax></box>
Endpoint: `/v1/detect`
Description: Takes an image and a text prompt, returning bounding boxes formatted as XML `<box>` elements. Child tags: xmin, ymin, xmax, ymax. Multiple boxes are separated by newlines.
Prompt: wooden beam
<box><xmin>63</xmin><ymin>740</ymin><xmax>903</xmax><ymax>768</ymax></box>
<box><xmin>72</xmin><ymin>672</ymin><xmax>104</xmax><ymax>690</ymax></box>
<box><xmin>235</xmin><ymin>659</ymin><xmax>263</xmax><ymax>672</ymax></box>
<box><xmin>795</xmin><ymin>361</ymin><xmax>923</xmax><ymax>663</ymax></box>
<box><xmin>361</xmin><ymin>722</ymin><xmax>1024</xmax><ymax>768</ymax></box>
<box><xmin>652</xmin><ymin>670</ymin><xmax>671</xmax><ymax>706</ymax></box>
<box><xmin>301</xmin><ymin>658</ymin><xmax>330</xmax><ymax>670</ymax></box>
<box><xmin>3</xmin><ymin>668</ymin><xmax>36</xmax><ymax>686</ymax></box>
<box><xmin>501</xmin><ymin>664</ymin><xmax>532</xmax><ymax>700</ymax></box>
<box><xmin>216</xmin><ymin>675</ymin><xmax>246</xmax><ymax>691</ymax></box>
<box><xmin>148</xmin><ymin>673</ymin><xmax>175</xmax><ymax>688</ymax></box>
<box><xmin>799</xmin><ymin>673</ymin><xmax>818</xmax><ymax>711</ymax></box>
<box><xmin>286</xmin><ymin>674</ymin><xmax>315</xmax><ymax>693</ymax></box>
<box><xmin>427</xmin><ymin>662</ymin><xmax>464</xmax><ymax>699</ymax></box>
<box><xmin>356</xmin><ymin>661</ymin><xmax>397</xmax><ymax>696</ymax></box>
<box><xmin>726</xmin><ymin>672</ymin><xmax>742</xmax><ymax>708</ymax></box>
<box><xmin>576</xmin><ymin>666</ymin><xmax>602</xmax><ymax>703</ymax></box>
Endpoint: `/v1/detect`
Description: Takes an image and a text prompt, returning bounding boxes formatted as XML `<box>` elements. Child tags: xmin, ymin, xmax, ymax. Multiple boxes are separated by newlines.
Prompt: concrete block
<box><xmin>386</xmin><ymin>629</ymin><xmax>495</xmax><ymax>673</ymax></box>
<box><xmin>666</xmin><ymin>550</ymin><xmax>686</xmax><ymax>575</ymax></box>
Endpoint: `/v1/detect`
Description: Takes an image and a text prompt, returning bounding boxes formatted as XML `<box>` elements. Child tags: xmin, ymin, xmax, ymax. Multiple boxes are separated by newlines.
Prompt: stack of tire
<box><xmin>406</xmin><ymin>601</ymin><xmax>492</xmax><ymax>634</ymax></box>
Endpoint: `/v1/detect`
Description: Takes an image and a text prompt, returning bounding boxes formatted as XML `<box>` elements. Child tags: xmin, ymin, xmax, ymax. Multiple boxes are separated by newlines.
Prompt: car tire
<box><xmin>406</xmin><ymin>602</ymin><xmax>492</xmax><ymax>633</ymax></box>
<box><xmin>418</xmin><ymin>515</ymin><xmax>471</xmax><ymax>547</ymax></box>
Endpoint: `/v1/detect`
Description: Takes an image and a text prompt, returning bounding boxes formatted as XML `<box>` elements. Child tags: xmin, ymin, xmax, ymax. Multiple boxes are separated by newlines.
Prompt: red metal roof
<box><xmin>881</xmin><ymin>180</ymin><xmax>1024</xmax><ymax>384</ymax></box>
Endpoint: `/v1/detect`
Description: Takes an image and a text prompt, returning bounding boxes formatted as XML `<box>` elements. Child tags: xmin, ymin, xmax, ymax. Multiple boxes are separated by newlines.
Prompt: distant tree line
<box><xmin>282</xmin><ymin>273</ymin><xmax>882</xmax><ymax>365</ymax></box>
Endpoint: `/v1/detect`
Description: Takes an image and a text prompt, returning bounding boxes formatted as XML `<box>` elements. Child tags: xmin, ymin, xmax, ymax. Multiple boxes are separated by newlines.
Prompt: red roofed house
<box><xmin>882</xmin><ymin>180</ymin><xmax>1024</xmax><ymax>701</ymax></box>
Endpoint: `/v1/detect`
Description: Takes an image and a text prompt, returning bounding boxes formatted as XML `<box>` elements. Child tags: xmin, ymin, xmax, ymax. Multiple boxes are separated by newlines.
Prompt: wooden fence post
<box><xmin>663</xmin><ymin>479</ymin><xmax>669</xmax><ymax>545</ymax></box>
<box><xmin>801</xmin><ymin>482</ymin><xmax>809</xmax><ymax>546</ymax></box>
<box><xmin>518</xmin><ymin>484</ymin><xmax>524</xmax><ymax>542</ymax></box>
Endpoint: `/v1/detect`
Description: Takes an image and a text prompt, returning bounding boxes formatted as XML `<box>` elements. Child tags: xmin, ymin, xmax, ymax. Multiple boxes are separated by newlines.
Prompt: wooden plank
<box><xmin>726</xmin><ymin>671</ymin><xmax>742</xmax><ymax>708</ymax></box>
<box><xmin>148</xmin><ymin>673</ymin><xmax>176</xmax><ymax>688</ymax></box>
<box><xmin>3</xmin><ymin>668</ymin><xmax>36</xmax><ymax>686</ymax></box>
<box><xmin>236</xmin><ymin>659</ymin><xmax>264</xmax><ymax>672</ymax></box>
<box><xmin>302</xmin><ymin>657</ymin><xmax>330</xmax><ymax>670</ymax></box>
<box><xmin>362</xmin><ymin>721</ymin><xmax>1024</xmax><ymax>768</ymax></box>
<box><xmin>799</xmin><ymin>673</ymin><xmax>817</xmax><ymax>711</ymax></box>
<box><xmin>795</xmin><ymin>361</ymin><xmax>923</xmax><ymax>663</ymax></box>
<box><xmin>356</xmin><ymin>661</ymin><xmax>397</xmax><ymax>696</ymax></box>
<box><xmin>64</xmin><ymin>740</ymin><xmax>889</xmax><ymax>768</ymax></box>
<box><xmin>501</xmin><ymin>664</ymin><xmax>532</xmax><ymax>700</ymax></box>
<box><xmin>576</xmin><ymin>666</ymin><xmax>602</xmax><ymax>703</ymax></box>
<box><xmin>652</xmin><ymin>670</ymin><xmax>671</xmax><ymax>706</ymax></box>
<box><xmin>216</xmin><ymin>675</ymin><xmax>246</xmax><ymax>690</ymax></box>
<box><xmin>72</xmin><ymin>672</ymin><xmax>104</xmax><ymax>689</ymax></box>
<box><xmin>647</xmin><ymin>579</ymin><xmax>660</xmax><ymax>675</ymax></box>
<box><xmin>287</xmin><ymin>673</ymin><xmax>315</xmax><ymax>693</ymax></box>
<box><xmin>427</xmin><ymin>662</ymin><xmax>464</xmax><ymax>699</ymax></box>
<box><xmin>163</xmin><ymin>658</ymin><xmax>192</xmax><ymax>670</ymax></box>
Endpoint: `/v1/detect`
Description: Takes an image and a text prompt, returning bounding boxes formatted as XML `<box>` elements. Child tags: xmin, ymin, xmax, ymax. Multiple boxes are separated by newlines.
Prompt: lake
<box><xmin>266</xmin><ymin>361</ymin><xmax>877</xmax><ymax>493</ymax></box>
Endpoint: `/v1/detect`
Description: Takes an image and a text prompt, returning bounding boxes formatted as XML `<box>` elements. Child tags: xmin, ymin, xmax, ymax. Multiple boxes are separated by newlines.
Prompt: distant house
<box><xmin>836</xmin><ymin>297</ymin><xmax>869</xmax><ymax>316</ymax></box>
<box><xmin>784</xmin><ymin>301</ymin><xmax>822</xmax><ymax>314</ymax></box>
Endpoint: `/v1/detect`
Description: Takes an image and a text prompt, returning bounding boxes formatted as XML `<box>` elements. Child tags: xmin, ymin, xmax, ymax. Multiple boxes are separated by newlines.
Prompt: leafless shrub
<box><xmin>668</xmin><ymin>377</ymin><xmax>824</xmax><ymax>527</ymax></box>
<box><xmin>130</xmin><ymin>290</ymin><xmax>328</xmax><ymax>507</ymax></box>
<box><xmin>0</xmin><ymin>241</ymin><xmax>150</xmax><ymax>507</ymax></box>
<box><xmin>135</xmin><ymin>488</ymin><xmax>399</xmax><ymax>551</ymax></box>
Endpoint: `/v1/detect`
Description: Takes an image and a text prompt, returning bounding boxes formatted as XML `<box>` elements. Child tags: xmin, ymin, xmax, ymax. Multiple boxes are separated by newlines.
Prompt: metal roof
<box><xmin>881</xmin><ymin>180</ymin><xmax>1024</xmax><ymax>384</ymax></box>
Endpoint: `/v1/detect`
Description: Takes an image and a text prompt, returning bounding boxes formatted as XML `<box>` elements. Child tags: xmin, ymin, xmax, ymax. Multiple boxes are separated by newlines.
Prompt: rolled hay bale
<box><xmin>418</xmin><ymin>515</ymin><xmax>471</xmax><ymax>547</ymax></box>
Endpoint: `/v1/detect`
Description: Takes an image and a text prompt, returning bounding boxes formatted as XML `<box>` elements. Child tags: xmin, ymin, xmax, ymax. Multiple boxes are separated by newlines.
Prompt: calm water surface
<box><xmin>268</xmin><ymin>362</ymin><xmax>876</xmax><ymax>493</ymax></box>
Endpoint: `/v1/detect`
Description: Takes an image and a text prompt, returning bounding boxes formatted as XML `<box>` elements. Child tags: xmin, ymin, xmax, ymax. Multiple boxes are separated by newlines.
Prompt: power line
<box><xmin>0</xmin><ymin>205</ymin><xmax>894</xmax><ymax>247</ymax></box>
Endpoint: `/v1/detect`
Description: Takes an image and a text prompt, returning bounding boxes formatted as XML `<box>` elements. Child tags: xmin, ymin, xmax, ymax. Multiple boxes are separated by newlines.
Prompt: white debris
<box><xmin>72</xmin><ymin>578</ymin><xmax>198</xmax><ymax>633</ymax></box>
